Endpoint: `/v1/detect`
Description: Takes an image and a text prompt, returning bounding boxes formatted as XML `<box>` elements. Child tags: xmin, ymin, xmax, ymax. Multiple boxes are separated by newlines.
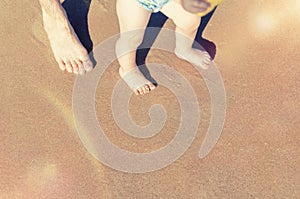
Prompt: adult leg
<box><xmin>38</xmin><ymin>0</ymin><xmax>93</xmax><ymax>74</ymax></box>
<box><xmin>116</xmin><ymin>0</ymin><xmax>155</xmax><ymax>95</ymax></box>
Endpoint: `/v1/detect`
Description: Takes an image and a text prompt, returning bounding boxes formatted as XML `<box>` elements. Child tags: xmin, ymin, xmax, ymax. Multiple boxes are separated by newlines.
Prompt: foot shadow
<box><xmin>136</xmin><ymin>12</ymin><xmax>169</xmax><ymax>87</ymax></box>
<box><xmin>136</xmin><ymin>7</ymin><xmax>218</xmax><ymax>85</ymax></box>
<box><xmin>139</xmin><ymin>64</ymin><xmax>158</xmax><ymax>87</ymax></box>
<box><xmin>62</xmin><ymin>0</ymin><xmax>97</xmax><ymax>66</ymax></box>
<box><xmin>193</xmin><ymin>7</ymin><xmax>218</xmax><ymax>59</ymax></box>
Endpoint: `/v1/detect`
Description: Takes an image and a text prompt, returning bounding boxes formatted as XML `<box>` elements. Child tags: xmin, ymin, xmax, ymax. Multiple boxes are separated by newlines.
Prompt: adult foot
<box><xmin>42</xmin><ymin>10</ymin><xmax>93</xmax><ymax>75</ymax></box>
<box><xmin>175</xmin><ymin>48</ymin><xmax>211</xmax><ymax>69</ymax></box>
<box><xmin>119</xmin><ymin>67</ymin><xmax>156</xmax><ymax>95</ymax></box>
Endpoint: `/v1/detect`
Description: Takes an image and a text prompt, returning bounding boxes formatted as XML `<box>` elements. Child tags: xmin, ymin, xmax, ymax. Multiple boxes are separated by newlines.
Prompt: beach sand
<box><xmin>0</xmin><ymin>0</ymin><xmax>299</xmax><ymax>198</ymax></box>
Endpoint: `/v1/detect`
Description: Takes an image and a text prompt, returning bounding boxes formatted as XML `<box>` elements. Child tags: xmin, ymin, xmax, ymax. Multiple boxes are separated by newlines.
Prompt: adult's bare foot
<box><xmin>40</xmin><ymin>1</ymin><xmax>93</xmax><ymax>75</ymax></box>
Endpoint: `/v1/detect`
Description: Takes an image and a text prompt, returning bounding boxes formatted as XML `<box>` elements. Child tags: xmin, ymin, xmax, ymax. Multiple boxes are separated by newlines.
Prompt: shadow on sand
<box><xmin>62</xmin><ymin>0</ymin><xmax>217</xmax><ymax>71</ymax></box>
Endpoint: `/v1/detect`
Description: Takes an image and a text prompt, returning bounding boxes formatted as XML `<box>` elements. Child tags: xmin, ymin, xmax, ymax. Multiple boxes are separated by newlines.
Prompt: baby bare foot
<box><xmin>42</xmin><ymin>12</ymin><xmax>93</xmax><ymax>75</ymax></box>
<box><xmin>119</xmin><ymin>67</ymin><xmax>156</xmax><ymax>95</ymax></box>
<box><xmin>175</xmin><ymin>48</ymin><xmax>211</xmax><ymax>70</ymax></box>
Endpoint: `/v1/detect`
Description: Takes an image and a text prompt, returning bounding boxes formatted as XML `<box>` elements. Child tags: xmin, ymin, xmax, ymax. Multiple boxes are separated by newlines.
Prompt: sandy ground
<box><xmin>0</xmin><ymin>0</ymin><xmax>299</xmax><ymax>198</ymax></box>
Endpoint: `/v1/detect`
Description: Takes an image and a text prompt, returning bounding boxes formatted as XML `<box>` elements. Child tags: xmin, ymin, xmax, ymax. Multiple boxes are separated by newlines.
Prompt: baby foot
<box><xmin>43</xmin><ymin>12</ymin><xmax>93</xmax><ymax>75</ymax></box>
<box><xmin>119</xmin><ymin>67</ymin><xmax>156</xmax><ymax>95</ymax></box>
<box><xmin>175</xmin><ymin>48</ymin><xmax>211</xmax><ymax>69</ymax></box>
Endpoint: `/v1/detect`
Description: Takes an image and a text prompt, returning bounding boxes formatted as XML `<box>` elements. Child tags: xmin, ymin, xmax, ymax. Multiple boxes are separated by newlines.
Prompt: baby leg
<box><xmin>116</xmin><ymin>0</ymin><xmax>156</xmax><ymax>95</ymax></box>
<box><xmin>161</xmin><ymin>1</ymin><xmax>211</xmax><ymax>69</ymax></box>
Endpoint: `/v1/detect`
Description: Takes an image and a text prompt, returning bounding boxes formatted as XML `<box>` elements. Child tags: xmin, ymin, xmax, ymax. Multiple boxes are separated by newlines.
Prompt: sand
<box><xmin>0</xmin><ymin>0</ymin><xmax>299</xmax><ymax>198</ymax></box>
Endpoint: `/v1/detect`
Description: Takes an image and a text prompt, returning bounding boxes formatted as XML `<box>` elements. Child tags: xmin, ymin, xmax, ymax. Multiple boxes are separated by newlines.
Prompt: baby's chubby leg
<box><xmin>116</xmin><ymin>0</ymin><xmax>155</xmax><ymax>95</ymax></box>
<box><xmin>161</xmin><ymin>0</ymin><xmax>211</xmax><ymax>69</ymax></box>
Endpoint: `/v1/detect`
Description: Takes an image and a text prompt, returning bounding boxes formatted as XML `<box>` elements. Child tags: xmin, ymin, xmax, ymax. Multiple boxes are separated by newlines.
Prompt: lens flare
<box><xmin>39</xmin><ymin>88</ymin><xmax>75</xmax><ymax>130</ymax></box>
<box><xmin>26</xmin><ymin>162</ymin><xmax>58</xmax><ymax>187</ymax></box>
<box><xmin>252</xmin><ymin>11</ymin><xmax>277</xmax><ymax>37</ymax></box>
<box><xmin>38</xmin><ymin>88</ymin><xmax>100</xmax><ymax>160</ymax></box>
<box><xmin>256</xmin><ymin>13</ymin><xmax>276</xmax><ymax>31</ymax></box>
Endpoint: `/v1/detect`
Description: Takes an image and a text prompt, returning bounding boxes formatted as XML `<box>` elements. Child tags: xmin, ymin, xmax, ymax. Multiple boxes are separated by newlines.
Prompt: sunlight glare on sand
<box><xmin>39</xmin><ymin>88</ymin><xmax>75</xmax><ymax>130</ymax></box>
<box><xmin>256</xmin><ymin>13</ymin><xmax>276</xmax><ymax>32</ymax></box>
<box><xmin>26</xmin><ymin>162</ymin><xmax>58</xmax><ymax>188</ymax></box>
<box><xmin>293</xmin><ymin>0</ymin><xmax>300</xmax><ymax>14</ymax></box>
<box><xmin>248</xmin><ymin>0</ymin><xmax>296</xmax><ymax>38</ymax></box>
<box><xmin>251</xmin><ymin>10</ymin><xmax>277</xmax><ymax>38</ymax></box>
<box><xmin>39</xmin><ymin>87</ymin><xmax>102</xmax><ymax>164</ymax></box>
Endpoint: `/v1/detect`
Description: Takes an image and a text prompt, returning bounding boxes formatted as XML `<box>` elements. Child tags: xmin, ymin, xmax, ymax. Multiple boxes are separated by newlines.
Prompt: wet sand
<box><xmin>0</xmin><ymin>0</ymin><xmax>299</xmax><ymax>198</ymax></box>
